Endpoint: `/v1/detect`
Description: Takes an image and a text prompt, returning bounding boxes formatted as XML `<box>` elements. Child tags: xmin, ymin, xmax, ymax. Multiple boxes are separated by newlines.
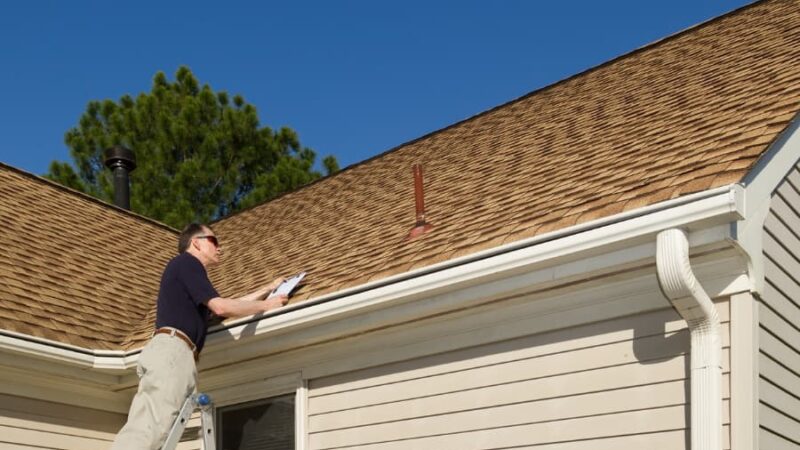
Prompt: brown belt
<box><xmin>154</xmin><ymin>327</ymin><xmax>199</xmax><ymax>361</ymax></box>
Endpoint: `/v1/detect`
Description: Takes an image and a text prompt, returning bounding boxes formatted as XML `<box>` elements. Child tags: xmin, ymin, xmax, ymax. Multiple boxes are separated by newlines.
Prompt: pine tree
<box><xmin>47</xmin><ymin>66</ymin><xmax>338</xmax><ymax>228</ymax></box>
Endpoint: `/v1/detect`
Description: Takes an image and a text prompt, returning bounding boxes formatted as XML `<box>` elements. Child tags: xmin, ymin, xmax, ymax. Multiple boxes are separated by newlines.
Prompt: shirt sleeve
<box><xmin>179</xmin><ymin>258</ymin><xmax>220</xmax><ymax>306</ymax></box>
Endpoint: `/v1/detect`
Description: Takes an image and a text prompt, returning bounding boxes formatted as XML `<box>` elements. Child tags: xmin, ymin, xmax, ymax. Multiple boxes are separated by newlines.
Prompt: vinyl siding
<box><xmin>307</xmin><ymin>301</ymin><xmax>731</xmax><ymax>450</ymax></box>
<box><xmin>0</xmin><ymin>394</ymin><xmax>124</xmax><ymax>450</ymax></box>
<box><xmin>760</xmin><ymin>164</ymin><xmax>800</xmax><ymax>449</ymax></box>
<box><xmin>175</xmin><ymin>412</ymin><xmax>204</xmax><ymax>450</ymax></box>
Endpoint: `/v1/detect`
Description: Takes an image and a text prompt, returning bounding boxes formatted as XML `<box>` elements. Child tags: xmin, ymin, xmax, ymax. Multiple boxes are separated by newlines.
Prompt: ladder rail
<box><xmin>161</xmin><ymin>393</ymin><xmax>216</xmax><ymax>450</ymax></box>
<box><xmin>198</xmin><ymin>398</ymin><xmax>216</xmax><ymax>450</ymax></box>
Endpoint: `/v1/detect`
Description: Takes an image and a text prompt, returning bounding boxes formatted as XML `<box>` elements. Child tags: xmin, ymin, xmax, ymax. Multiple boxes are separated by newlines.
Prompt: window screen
<box><xmin>217</xmin><ymin>393</ymin><xmax>295</xmax><ymax>450</ymax></box>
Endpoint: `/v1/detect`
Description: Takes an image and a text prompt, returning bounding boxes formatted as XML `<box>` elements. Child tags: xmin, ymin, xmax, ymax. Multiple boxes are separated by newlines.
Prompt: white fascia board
<box><xmin>0</xmin><ymin>329</ymin><xmax>107</xmax><ymax>366</ymax></box>
<box><xmin>1</xmin><ymin>183</ymin><xmax>746</xmax><ymax>372</ymax></box>
<box><xmin>736</xmin><ymin>111</ymin><xmax>800</xmax><ymax>293</ymax></box>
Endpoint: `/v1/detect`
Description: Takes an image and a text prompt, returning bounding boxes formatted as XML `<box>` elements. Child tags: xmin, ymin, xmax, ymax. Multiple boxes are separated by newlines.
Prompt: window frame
<box><xmin>210</xmin><ymin>371</ymin><xmax>307</xmax><ymax>450</ymax></box>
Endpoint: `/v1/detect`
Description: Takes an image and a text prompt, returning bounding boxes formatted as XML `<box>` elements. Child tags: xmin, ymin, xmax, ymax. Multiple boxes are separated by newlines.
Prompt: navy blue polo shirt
<box><xmin>155</xmin><ymin>252</ymin><xmax>219</xmax><ymax>353</ymax></box>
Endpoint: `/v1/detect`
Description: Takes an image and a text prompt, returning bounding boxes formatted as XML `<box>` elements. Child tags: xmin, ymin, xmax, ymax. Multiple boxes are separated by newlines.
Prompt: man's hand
<box><xmin>259</xmin><ymin>276</ymin><xmax>289</xmax><ymax>312</ymax></box>
<box><xmin>264</xmin><ymin>276</ymin><xmax>287</xmax><ymax>297</ymax></box>
<box><xmin>262</xmin><ymin>294</ymin><xmax>289</xmax><ymax>312</ymax></box>
<box><xmin>208</xmin><ymin>291</ymin><xmax>290</xmax><ymax>318</ymax></box>
<box><xmin>208</xmin><ymin>275</ymin><xmax>292</xmax><ymax>319</ymax></box>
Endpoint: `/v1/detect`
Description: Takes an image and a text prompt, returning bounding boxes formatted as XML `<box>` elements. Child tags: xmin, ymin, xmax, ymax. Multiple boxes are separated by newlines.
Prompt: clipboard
<box><xmin>268</xmin><ymin>272</ymin><xmax>306</xmax><ymax>298</ymax></box>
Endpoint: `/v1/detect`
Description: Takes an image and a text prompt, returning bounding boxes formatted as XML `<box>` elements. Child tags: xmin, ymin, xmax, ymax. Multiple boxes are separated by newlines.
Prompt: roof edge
<box><xmin>200</xmin><ymin>184</ymin><xmax>748</xmax><ymax>368</ymax></box>
<box><xmin>2</xmin><ymin>184</ymin><xmax>745</xmax><ymax>369</ymax></box>
<box><xmin>0</xmin><ymin>329</ymin><xmax>133</xmax><ymax>369</ymax></box>
<box><xmin>0</xmin><ymin>161</ymin><xmax>178</xmax><ymax>234</ymax></box>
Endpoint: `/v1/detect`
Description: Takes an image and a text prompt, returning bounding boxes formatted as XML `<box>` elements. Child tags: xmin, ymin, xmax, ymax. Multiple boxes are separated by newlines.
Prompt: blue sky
<box><xmin>0</xmin><ymin>0</ymin><xmax>752</xmax><ymax>176</ymax></box>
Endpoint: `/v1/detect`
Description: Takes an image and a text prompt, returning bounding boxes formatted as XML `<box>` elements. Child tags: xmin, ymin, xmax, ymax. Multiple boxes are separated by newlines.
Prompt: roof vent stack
<box><xmin>407</xmin><ymin>164</ymin><xmax>433</xmax><ymax>240</ymax></box>
<box><xmin>104</xmin><ymin>146</ymin><xmax>137</xmax><ymax>210</ymax></box>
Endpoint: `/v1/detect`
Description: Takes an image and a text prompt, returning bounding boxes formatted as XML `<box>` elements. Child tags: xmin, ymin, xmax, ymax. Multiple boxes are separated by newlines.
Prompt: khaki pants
<box><xmin>111</xmin><ymin>333</ymin><xmax>197</xmax><ymax>449</ymax></box>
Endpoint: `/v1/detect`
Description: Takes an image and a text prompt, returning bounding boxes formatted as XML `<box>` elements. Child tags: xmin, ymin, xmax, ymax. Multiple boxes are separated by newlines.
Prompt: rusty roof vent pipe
<box><xmin>407</xmin><ymin>164</ymin><xmax>433</xmax><ymax>240</ymax></box>
<box><xmin>104</xmin><ymin>145</ymin><xmax>136</xmax><ymax>210</ymax></box>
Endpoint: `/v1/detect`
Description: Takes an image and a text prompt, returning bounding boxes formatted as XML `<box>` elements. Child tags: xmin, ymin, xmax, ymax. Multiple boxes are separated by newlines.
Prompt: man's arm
<box><xmin>206</xmin><ymin>277</ymin><xmax>289</xmax><ymax>319</ymax></box>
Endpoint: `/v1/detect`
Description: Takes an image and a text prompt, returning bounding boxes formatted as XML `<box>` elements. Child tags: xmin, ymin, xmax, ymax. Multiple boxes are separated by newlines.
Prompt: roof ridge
<box><xmin>0</xmin><ymin>161</ymin><xmax>178</xmax><ymax>234</ymax></box>
<box><xmin>213</xmin><ymin>0</ymin><xmax>765</xmax><ymax>225</ymax></box>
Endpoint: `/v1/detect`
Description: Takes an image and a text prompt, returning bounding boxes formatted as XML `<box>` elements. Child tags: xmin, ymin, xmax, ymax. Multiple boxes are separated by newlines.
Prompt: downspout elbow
<box><xmin>656</xmin><ymin>228</ymin><xmax>722</xmax><ymax>450</ymax></box>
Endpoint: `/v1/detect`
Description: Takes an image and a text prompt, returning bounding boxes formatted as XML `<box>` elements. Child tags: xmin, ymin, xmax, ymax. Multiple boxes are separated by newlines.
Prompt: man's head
<box><xmin>178</xmin><ymin>223</ymin><xmax>221</xmax><ymax>266</ymax></box>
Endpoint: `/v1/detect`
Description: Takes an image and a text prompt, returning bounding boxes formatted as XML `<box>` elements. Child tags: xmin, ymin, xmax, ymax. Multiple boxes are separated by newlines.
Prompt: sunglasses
<box><xmin>195</xmin><ymin>235</ymin><xmax>219</xmax><ymax>247</ymax></box>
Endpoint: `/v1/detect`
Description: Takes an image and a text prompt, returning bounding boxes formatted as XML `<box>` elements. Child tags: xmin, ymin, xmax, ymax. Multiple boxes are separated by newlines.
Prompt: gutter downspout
<box><xmin>656</xmin><ymin>228</ymin><xmax>722</xmax><ymax>450</ymax></box>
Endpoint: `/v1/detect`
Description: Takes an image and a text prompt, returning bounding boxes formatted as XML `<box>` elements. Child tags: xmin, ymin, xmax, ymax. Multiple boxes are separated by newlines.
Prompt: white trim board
<box><xmin>737</xmin><ymin>112</ymin><xmax>800</xmax><ymax>293</ymax></box>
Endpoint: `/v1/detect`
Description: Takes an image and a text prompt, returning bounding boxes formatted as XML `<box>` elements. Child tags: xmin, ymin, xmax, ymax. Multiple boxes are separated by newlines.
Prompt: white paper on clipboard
<box><xmin>268</xmin><ymin>272</ymin><xmax>306</xmax><ymax>298</ymax></box>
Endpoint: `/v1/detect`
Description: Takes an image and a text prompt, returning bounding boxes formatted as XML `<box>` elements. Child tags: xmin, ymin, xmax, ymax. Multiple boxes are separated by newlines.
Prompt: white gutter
<box><xmin>656</xmin><ymin>228</ymin><xmax>722</xmax><ymax>450</ymax></box>
<box><xmin>1</xmin><ymin>184</ymin><xmax>743</xmax><ymax>370</ymax></box>
<box><xmin>0</xmin><ymin>328</ymin><xmax>135</xmax><ymax>368</ymax></box>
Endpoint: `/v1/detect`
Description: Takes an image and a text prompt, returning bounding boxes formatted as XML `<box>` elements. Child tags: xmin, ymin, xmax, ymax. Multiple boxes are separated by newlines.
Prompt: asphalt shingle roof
<box><xmin>1</xmin><ymin>0</ymin><xmax>799</xmax><ymax>350</ymax></box>
<box><xmin>0</xmin><ymin>165</ymin><xmax>177</xmax><ymax>349</ymax></box>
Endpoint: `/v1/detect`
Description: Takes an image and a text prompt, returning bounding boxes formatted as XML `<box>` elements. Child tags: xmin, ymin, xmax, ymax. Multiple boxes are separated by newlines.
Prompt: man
<box><xmin>111</xmin><ymin>223</ymin><xmax>289</xmax><ymax>449</ymax></box>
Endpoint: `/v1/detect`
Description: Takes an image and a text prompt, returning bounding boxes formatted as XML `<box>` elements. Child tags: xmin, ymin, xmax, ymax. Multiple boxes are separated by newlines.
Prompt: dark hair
<box><xmin>178</xmin><ymin>223</ymin><xmax>209</xmax><ymax>254</ymax></box>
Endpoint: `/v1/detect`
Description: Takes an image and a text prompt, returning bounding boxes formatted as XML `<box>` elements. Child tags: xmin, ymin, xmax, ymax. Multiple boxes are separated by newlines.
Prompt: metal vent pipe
<box><xmin>407</xmin><ymin>164</ymin><xmax>433</xmax><ymax>239</ymax></box>
<box><xmin>104</xmin><ymin>146</ymin><xmax>137</xmax><ymax>210</ymax></box>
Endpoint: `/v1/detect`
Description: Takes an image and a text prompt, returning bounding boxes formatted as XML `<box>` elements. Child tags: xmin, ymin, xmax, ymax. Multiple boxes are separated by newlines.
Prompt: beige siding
<box><xmin>308</xmin><ymin>302</ymin><xmax>731</xmax><ymax>449</ymax></box>
<box><xmin>761</xmin><ymin>165</ymin><xmax>800</xmax><ymax>449</ymax></box>
<box><xmin>0</xmin><ymin>394</ymin><xmax>124</xmax><ymax>450</ymax></box>
<box><xmin>175</xmin><ymin>412</ymin><xmax>204</xmax><ymax>450</ymax></box>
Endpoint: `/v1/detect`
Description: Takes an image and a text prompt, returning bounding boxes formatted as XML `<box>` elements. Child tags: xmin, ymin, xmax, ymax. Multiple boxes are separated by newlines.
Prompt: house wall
<box><xmin>181</xmin><ymin>239</ymin><xmax>744</xmax><ymax>449</ymax></box>
<box><xmin>306</xmin><ymin>299</ymin><xmax>732</xmax><ymax>450</ymax></box>
<box><xmin>760</xmin><ymin>164</ymin><xmax>800</xmax><ymax>448</ymax></box>
<box><xmin>0</xmin><ymin>393</ymin><xmax>124</xmax><ymax>450</ymax></box>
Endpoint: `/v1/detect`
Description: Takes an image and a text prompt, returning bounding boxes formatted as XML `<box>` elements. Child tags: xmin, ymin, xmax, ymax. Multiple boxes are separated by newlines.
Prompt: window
<box><xmin>217</xmin><ymin>393</ymin><xmax>295</xmax><ymax>450</ymax></box>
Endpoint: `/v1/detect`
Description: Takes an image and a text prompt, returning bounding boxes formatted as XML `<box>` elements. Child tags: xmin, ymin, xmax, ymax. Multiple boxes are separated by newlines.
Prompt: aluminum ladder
<box><xmin>162</xmin><ymin>392</ymin><xmax>216</xmax><ymax>450</ymax></box>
